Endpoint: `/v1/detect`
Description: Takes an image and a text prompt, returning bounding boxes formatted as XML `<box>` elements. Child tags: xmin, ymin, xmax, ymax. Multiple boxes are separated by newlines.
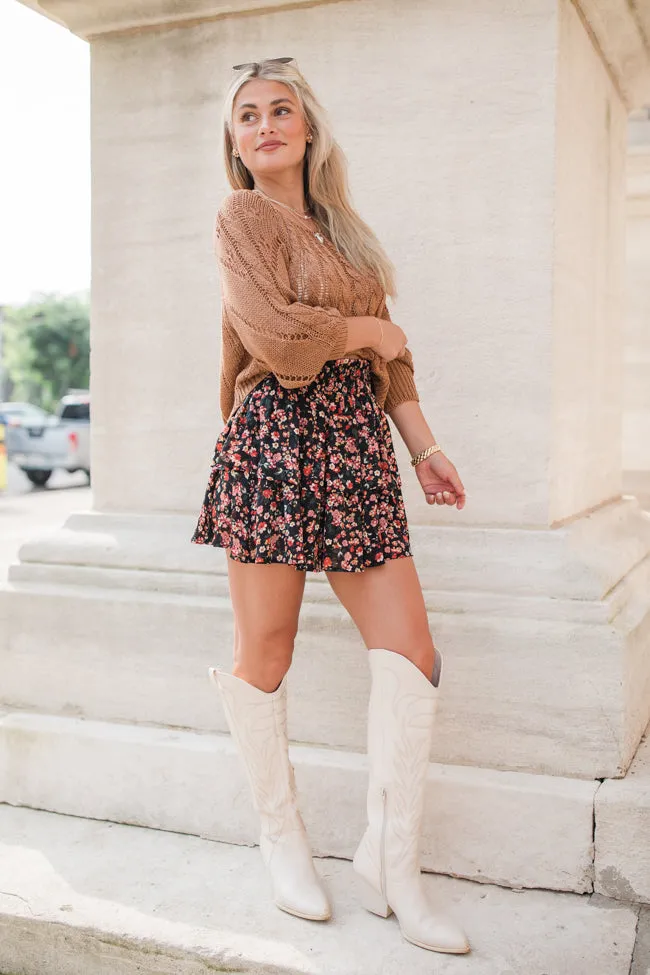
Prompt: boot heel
<box><xmin>356</xmin><ymin>875</ymin><xmax>393</xmax><ymax>918</ymax></box>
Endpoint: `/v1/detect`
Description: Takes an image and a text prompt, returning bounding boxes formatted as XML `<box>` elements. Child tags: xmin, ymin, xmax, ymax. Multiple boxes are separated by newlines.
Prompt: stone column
<box><xmin>624</xmin><ymin>109</ymin><xmax>650</xmax><ymax>507</ymax></box>
<box><xmin>2</xmin><ymin>0</ymin><xmax>650</xmax><ymax>897</ymax></box>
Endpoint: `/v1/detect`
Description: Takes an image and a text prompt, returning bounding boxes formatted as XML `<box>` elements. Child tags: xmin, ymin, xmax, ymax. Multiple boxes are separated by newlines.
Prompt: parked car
<box><xmin>0</xmin><ymin>401</ymin><xmax>51</xmax><ymax>427</ymax></box>
<box><xmin>7</xmin><ymin>391</ymin><xmax>91</xmax><ymax>487</ymax></box>
<box><xmin>1</xmin><ymin>402</ymin><xmax>53</xmax><ymax>466</ymax></box>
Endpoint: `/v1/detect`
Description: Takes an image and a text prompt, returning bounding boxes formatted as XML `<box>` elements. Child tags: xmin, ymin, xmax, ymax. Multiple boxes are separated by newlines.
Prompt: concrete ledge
<box><xmin>14</xmin><ymin>501</ymin><xmax>650</xmax><ymax>604</ymax></box>
<box><xmin>5</xmin><ymin>502</ymin><xmax>650</xmax><ymax>780</ymax></box>
<box><xmin>0</xmin><ymin>710</ymin><xmax>596</xmax><ymax>894</ymax></box>
<box><xmin>1</xmin><ymin>575</ymin><xmax>643</xmax><ymax>779</ymax></box>
<box><xmin>16</xmin><ymin>0</ymin><xmax>342</xmax><ymax>39</ymax></box>
<box><xmin>595</xmin><ymin>732</ymin><xmax>650</xmax><ymax>904</ymax></box>
<box><xmin>0</xmin><ymin>805</ymin><xmax>638</xmax><ymax>975</ymax></box>
<box><xmin>576</xmin><ymin>0</ymin><xmax>650</xmax><ymax>108</ymax></box>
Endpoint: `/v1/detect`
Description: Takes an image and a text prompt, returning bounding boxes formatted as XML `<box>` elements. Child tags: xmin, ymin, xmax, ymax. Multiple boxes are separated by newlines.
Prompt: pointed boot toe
<box><xmin>354</xmin><ymin>649</ymin><xmax>471</xmax><ymax>955</ymax></box>
<box><xmin>209</xmin><ymin>667</ymin><xmax>331</xmax><ymax>922</ymax></box>
<box><xmin>402</xmin><ymin>916</ymin><xmax>470</xmax><ymax>955</ymax></box>
<box><xmin>265</xmin><ymin>831</ymin><xmax>331</xmax><ymax>921</ymax></box>
<box><xmin>274</xmin><ymin>878</ymin><xmax>332</xmax><ymax>922</ymax></box>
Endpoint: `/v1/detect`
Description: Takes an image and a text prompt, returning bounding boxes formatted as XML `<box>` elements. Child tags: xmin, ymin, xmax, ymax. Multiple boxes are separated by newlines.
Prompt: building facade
<box><xmin>3</xmin><ymin>0</ymin><xmax>650</xmax><ymax>904</ymax></box>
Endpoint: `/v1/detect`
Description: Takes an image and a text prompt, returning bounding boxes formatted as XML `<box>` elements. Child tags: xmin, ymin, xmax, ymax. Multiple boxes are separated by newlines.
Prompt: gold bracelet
<box><xmin>376</xmin><ymin>320</ymin><xmax>384</xmax><ymax>356</ymax></box>
<box><xmin>410</xmin><ymin>444</ymin><xmax>442</xmax><ymax>467</ymax></box>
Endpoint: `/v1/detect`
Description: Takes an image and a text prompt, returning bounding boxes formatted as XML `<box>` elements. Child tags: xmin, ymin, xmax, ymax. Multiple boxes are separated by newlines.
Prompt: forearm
<box><xmin>388</xmin><ymin>400</ymin><xmax>438</xmax><ymax>457</ymax></box>
<box><xmin>225</xmin><ymin>295</ymin><xmax>349</xmax><ymax>387</ymax></box>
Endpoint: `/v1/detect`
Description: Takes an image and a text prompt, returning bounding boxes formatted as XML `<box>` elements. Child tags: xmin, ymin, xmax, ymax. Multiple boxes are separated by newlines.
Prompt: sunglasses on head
<box><xmin>232</xmin><ymin>56</ymin><xmax>294</xmax><ymax>71</ymax></box>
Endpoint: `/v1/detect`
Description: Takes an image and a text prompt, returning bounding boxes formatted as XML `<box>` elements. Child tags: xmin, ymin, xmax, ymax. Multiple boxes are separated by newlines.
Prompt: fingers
<box><xmin>425</xmin><ymin>490</ymin><xmax>457</xmax><ymax>506</ymax></box>
<box><xmin>449</xmin><ymin>471</ymin><xmax>465</xmax><ymax>498</ymax></box>
<box><xmin>425</xmin><ymin>490</ymin><xmax>466</xmax><ymax>509</ymax></box>
<box><xmin>444</xmin><ymin>469</ymin><xmax>466</xmax><ymax>510</ymax></box>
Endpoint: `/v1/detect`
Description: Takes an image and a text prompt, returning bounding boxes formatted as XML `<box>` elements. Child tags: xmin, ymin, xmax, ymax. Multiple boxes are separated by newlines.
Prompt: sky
<box><xmin>0</xmin><ymin>0</ymin><xmax>90</xmax><ymax>306</ymax></box>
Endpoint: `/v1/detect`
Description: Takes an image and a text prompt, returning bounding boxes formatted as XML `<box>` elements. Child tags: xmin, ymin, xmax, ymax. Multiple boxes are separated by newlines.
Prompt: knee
<box><xmin>234</xmin><ymin>655</ymin><xmax>293</xmax><ymax>694</ymax></box>
<box><xmin>233</xmin><ymin>623</ymin><xmax>296</xmax><ymax>693</ymax></box>
<box><xmin>383</xmin><ymin>639</ymin><xmax>437</xmax><ymax>683</ymax></box>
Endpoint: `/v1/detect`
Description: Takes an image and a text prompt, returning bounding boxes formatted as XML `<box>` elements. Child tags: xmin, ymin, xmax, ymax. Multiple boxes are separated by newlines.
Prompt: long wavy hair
<box><xmin>222</xmin><ymin>58</ymin><xmax>397</xmax><ymax>297</ymax></box>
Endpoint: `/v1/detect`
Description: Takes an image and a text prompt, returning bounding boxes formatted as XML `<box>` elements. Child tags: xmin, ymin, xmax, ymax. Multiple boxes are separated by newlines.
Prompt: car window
<box><xmin>60</xmin><ymin>403</ymin><xmax>90</xmax><ymax>420</ymax></box>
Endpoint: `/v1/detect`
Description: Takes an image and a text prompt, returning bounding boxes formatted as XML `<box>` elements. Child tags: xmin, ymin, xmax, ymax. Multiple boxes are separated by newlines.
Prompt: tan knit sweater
<box><xmin>215</xmin><ymin>188</ymin><xmax>419</xmax><ymax>424</ymax></box>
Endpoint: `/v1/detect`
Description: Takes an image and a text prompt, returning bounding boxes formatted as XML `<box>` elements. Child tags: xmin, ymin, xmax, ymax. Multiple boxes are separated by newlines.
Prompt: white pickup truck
<box><xmin>8</xmin><ymin>391</ymin><xmax>91</xmax><ymax>487</ymax></box>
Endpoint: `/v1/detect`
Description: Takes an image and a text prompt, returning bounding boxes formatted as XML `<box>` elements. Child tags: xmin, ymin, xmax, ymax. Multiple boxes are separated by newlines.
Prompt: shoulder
<box><xmin>216</xmin><ymin>189</ymin><xmax>285</xmax><ymax>240</ymax></box>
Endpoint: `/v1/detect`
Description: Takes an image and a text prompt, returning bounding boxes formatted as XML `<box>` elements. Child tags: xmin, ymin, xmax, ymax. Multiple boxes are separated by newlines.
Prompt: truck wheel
<box><xmin>25</xmin><ymin>469</ymin><xmax>52</xmax><ymax>487</ymax></box>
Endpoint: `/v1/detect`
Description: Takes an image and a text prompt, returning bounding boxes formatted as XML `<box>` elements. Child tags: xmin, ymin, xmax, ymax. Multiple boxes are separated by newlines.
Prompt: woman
<box><xmin>192</xmin><ymin>56</ymin><xmax>470</xmax><ymax>956</ymax></box>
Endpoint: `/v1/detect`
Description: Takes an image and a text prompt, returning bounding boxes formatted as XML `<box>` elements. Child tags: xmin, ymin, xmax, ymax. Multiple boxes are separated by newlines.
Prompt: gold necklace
<box><xmin>253</xmin><ymin>188</ymin><xmax>325</xmax><ymax>243</ymax></box>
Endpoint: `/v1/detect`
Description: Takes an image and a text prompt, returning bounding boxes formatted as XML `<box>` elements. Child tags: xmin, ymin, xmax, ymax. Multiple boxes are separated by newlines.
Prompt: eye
<box><xmin>276</xmin><ymin>106</ymin><xmax>290</xmax><ymax>115</ymax></box>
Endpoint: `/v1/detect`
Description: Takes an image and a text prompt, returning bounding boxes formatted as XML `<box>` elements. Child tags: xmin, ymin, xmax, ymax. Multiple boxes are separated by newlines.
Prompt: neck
<box><xmin>253</xmin><ymin>172</ymin><xmax>308</xmax><ymax>214</ymax></box>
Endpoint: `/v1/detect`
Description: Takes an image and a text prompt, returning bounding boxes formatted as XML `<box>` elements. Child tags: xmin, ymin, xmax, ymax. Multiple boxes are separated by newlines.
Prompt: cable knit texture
<box><xmin>215</xmin><ymin>189</ymin><xmax>419</xmax><ymax>424</ymax></box>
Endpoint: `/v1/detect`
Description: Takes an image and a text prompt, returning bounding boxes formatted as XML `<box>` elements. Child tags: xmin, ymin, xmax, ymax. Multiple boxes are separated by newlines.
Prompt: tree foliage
<box><xmin>2</xmin><ymin>293</ymin><xmax>90</xmax><ymax>412</ymax></box>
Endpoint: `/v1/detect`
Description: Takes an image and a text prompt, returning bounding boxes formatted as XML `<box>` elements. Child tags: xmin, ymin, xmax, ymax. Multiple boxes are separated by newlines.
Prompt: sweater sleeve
<box><xmin>378</xmin><ymin>298</ymin><xmax>420</xmax><ymax>413</ymax></box>
<box><xmin>215</xmin><ymin>190</ymin><xmax>349</xmax><ymax>388</ymax></box>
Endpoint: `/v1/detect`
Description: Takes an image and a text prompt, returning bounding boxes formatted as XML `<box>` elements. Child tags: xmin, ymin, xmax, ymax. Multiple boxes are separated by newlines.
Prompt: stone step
<box><xmin>0</xmin><ymin>574</ymin><xmax>636</xmax><ymax>779</ymax></box>
<box><xmin>596</xmin><ymin>731</ymin><xmax>650</xmax><ymax>904</ymax></box>
<box><xmin>0</xmin><ymin>709</ymin><xmax>595</xmax><ymax>894</ymax></box>
<box><xmin>0</xmin><ymin>804</ymin><xmax>638</xmax><ymax>975</ymax></box>
<box><xmin>5</xmin><ymin>499</ymin><xmax>650</xmax><ymax>782</ymax></box>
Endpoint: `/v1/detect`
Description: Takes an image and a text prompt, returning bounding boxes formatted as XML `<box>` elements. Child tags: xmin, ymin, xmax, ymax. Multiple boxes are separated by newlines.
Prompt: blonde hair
<box><xmin>222</xmin><ymin>58</ymin><xmax>397</xmax><ymax>297</ymax></box>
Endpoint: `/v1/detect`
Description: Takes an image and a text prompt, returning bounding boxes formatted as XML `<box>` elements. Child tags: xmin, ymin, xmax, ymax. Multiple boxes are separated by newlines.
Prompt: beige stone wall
<box><xmin>5</xmin><ymin>1</ymin><xmax>650</xmax><ymax>896</ymax></box>
<box><xmin>550</xmin><ymin>0</ymin><xmax>627</xmax><ymax>524</ymax></box>
<box><xmin>624</xmin><ymin>131</ymin><xmax>650</xmax><ymax>476</ymax></box>
<box><xmin>47</xmin><ymin>0</ymin><xmax>650</xmax><ymax>783</ymax></box>
<box><xmin>89</xmin><ymin>0</ymin><xmax>561</xmax><ymax>527</ymax></box>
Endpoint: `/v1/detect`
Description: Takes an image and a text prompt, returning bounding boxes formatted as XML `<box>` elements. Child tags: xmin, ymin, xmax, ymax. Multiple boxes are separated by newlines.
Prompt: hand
<box><xmin>414</xmin><ymin>451</ymin><xmax>466</xmax><ymax>510</ymax></box>
<box><xmin>375</xmin><ymin>318</ymin><xmax>407</xmax><ymax>362</ymax></box>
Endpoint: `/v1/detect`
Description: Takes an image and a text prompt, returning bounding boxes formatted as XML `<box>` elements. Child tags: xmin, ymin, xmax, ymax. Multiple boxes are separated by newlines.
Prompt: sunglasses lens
<box><xmin>232</xmin><ymin>57</ymin><xmax>293</xmax><ymax>70</ymax></box>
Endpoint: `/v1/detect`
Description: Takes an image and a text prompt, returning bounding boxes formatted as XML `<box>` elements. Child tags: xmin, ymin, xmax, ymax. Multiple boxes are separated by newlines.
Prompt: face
<box><xmin>231</xmin><ymin>79</ymin><xmax>310</xmax><ymax>178</ymax></box>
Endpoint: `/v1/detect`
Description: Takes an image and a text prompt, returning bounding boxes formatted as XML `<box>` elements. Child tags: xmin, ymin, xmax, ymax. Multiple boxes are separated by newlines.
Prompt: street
<box><xmin>0</xmin><ymin>462</ymin><xmax>92</xmax><ymax>581</ymax></box>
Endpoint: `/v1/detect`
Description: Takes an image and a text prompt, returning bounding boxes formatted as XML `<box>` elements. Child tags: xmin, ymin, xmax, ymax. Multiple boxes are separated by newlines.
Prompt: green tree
<box><xmin>2</xmin><ymin>293</ymin><xmax>90</xmax><ymax>412</ymax></box>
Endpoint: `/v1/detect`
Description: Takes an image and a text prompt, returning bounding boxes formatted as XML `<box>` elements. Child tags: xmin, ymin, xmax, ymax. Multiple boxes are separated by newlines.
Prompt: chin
<box><xmin>253</xmin><ymin>152</ymin><xmax>302</xmax><ymax>173</ymax></box>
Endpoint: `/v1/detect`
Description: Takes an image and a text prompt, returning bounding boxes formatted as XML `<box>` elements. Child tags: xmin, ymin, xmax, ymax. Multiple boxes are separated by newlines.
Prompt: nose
<box><xmin>258</xmin><ymin>111</ymin><xmax>277</xmax><ymax>135</ymax></box>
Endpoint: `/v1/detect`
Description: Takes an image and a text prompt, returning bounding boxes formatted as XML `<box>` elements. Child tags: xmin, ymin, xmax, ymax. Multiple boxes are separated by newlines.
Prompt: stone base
<box><xmin>0</xmin><ymin>709</ymin><xmax>595</xmax><ymax>895</ymax></box>
<box><xmin>0</xmin><ymin>804</ymin><xmax>639</xmax><ymax>975</ymax></box>
<box><xmin>2</xmin><ymin>502</ymin><xmax>650</xmax><ymax>779</ymax></box>
<box><xmin>1</xmin><ymin>502</ymin><xmax>650</xmax><ymax>899</ymax></box>
<box><xmin>624</xmin><ymin>471</ymin><xmax>650</xmax><ymax>513</ymax></box>
<box><xmin>596</xmin><ymin>732</ymin><xmax>650</xmax><ymax>904</ymax></box>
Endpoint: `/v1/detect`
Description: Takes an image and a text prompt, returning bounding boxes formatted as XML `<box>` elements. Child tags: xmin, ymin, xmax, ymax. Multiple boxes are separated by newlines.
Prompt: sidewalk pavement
<box><xmin>0</xmin><ymin>804</ymin><xmax>647</xmax><ymax>975</ymax></box>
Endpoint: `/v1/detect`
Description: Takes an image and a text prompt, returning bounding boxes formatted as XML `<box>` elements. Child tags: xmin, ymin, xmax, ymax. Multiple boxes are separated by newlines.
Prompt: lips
<box><xmin>257</xmin><ymin>141</ymin><xmax>284</xmax><ymax>150</ymax></box>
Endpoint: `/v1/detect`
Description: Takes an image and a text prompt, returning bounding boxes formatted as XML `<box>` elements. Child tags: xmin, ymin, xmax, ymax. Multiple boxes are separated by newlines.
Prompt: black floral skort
<box><xmin>190</xmin><ymin>357</ymin><xmax>412</xmax><ymax>572</ymax></box>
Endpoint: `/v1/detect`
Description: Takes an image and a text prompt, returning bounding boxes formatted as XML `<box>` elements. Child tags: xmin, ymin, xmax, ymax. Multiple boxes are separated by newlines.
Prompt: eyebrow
<box><xmin>236</xmin><ymin>97</ymin><xmax>294</xmax><ymax>111</ymax></box>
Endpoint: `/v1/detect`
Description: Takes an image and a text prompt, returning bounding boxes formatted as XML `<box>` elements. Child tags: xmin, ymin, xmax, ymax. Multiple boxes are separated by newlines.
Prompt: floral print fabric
<box><xmin>191</xmin><ymin>357</ymin><xmax>412</xmax><ymax>573</ymax></box>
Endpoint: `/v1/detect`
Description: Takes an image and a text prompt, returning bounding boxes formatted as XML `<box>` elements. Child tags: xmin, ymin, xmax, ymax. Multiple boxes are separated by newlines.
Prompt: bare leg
<box><xmin>226</xmin><ymin>559</ymin><xmax>306</xmax><ymax>691</ymax></box>
<box><xmin>325</xmin><ymin>556</ymin><xmax>437</xmax><ymax>681</ymax></box>
<box><xmin>214</xmin><ymin>559</ymin><xmax>330</xmax><ymax>920</ymax></box>
<box><xmin>332</xmin><ymin>556</ymin><xmax>469</xmax><ymax>953</ymax></box>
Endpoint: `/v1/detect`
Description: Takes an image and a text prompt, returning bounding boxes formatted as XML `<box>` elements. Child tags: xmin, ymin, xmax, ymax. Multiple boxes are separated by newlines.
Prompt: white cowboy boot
<box><xmin>353</xmin><ymin>649</ymin><xmax>470</xmax><ymax>954</ymax></box>
<box><xmin>209</xmin><ymin>668</ymin><xmax>331</xmax><ymax>921</ymax></box>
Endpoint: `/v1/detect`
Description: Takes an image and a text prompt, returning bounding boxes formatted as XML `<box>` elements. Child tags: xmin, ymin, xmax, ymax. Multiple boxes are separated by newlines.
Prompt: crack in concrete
<box><xmin>628</xmin><ymin>906</ymin><xmax>642</xmax><ymax>975</ymax></box>
<box><xmin>590</xmin><ymin>778</ymin><xmax>606</xmax><ymax>894</ymax></box>
<box><xmin>0</xmin><ymin>891</ymin><xmax>34</xmax><ymax>916</ymax></box>
<box><xmin>629</xmin><ymin>906</ymin><xmax>650</xmax><ymax>975</ymax></box>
